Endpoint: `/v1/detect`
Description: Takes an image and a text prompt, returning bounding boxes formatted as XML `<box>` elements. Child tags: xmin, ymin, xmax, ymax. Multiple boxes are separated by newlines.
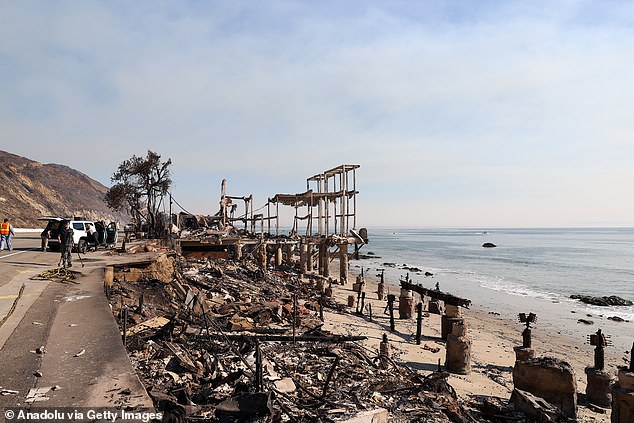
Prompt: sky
<box><xmin>2</xmin><ymin>0</ymin><xmax>634</xmax><ymax>228</ymax></box>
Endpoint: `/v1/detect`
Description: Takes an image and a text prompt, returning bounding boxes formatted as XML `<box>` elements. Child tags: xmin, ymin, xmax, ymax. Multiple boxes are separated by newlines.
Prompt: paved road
<box><xmin>0</xmin><ymin>233</ymin><xmax>152</xmax><ymax>411</ymax></box>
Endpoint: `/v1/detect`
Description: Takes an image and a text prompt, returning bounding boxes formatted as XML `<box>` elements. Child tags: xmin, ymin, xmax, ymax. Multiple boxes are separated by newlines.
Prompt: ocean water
<box><xmin>360</xmin><ymin>227</ymin><xmax>634</xmax><ymax>322</ymax></box>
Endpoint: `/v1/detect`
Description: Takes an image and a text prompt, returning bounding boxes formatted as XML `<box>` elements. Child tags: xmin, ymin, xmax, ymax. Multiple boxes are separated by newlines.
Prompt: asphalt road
<box><xmin>0</xmin><ymin>233</ymin><xmax>153</xmax><ymax>411</ymax></box>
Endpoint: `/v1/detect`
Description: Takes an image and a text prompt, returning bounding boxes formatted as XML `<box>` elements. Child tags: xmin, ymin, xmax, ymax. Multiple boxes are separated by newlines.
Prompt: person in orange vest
<box><xmin>0</xmin><ymin>218</ymin><xmax>15</xmax><ymax>251</ymax></box>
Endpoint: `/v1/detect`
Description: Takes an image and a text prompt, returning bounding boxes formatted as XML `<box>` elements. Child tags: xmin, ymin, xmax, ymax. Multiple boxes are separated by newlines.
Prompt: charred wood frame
<box><xmin>175</xmin><ymin>165</ymin><xmax>366</xmax><ymax>280</ymax></box>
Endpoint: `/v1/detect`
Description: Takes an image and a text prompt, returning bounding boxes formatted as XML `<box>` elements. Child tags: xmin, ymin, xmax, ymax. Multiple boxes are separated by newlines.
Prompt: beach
<box><xmin>323</xmin><ymin>260</ymin><xmax>624</xmax><ymax>422</ymax></box>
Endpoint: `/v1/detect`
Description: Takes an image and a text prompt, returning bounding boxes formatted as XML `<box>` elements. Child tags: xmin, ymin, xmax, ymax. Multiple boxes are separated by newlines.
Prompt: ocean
<box><xmin>358</xmin><ymin>227</ymin><xmax>634</xmax><ymax>343</ymax></box>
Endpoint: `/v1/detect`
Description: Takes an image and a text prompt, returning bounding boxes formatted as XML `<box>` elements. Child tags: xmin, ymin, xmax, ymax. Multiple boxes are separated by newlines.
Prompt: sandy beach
<box><xmin>322</xmin><ymin>260</ymin><xmax>622</xmax><ymax>422</ymax></box>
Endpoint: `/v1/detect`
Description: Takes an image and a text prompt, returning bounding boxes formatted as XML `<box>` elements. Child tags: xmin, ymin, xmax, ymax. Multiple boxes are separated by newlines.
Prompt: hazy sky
<box><xmin>2</xmin><ymin>1</ymin><xmax>634</xmax><ymax>228</ymax></box>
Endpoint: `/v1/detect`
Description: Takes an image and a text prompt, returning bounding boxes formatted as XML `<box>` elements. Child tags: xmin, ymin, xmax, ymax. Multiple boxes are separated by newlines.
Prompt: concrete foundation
<box><xmin>445</xmin><ymin>323</ymin><xmax>471</xmax><ymax>375</ymax></box>
<box><xmin>514</xmin><ymin>346</ymin><xmax>536</xmax><ymax>362</ymax></box>
<box><xmin>441</xmin><ymin>316</ymin><xmax>464</xmax><ymax>340</ymax></box>
<box><xmin>428</xmin><ymin>300</ymin><xmax>444</xmax><ymax>315</ymax></box>
<box><xmin>399</xmin><ymin>289</ymin><xmax>414</xmax><ymax>319</ymax></box>
<box><xmin>611</xmin><ymin>381</ymin><xmax>634</xmax><ymax>422</ymax></box>
<box><xmin>513</xmin><ymin>357</ymin><xmax>577</xmax><ymax>420</ymax></box>
<box><xmin>618</xmin><ymin>369</ymin><xmax>634</xmax><ymax>390</ymax></box>
<box><xmin>585</xmin><ymin>367</ymin><xmax>614</xmax><ymax>408</ymax></box>
<box><xmin>611</xmin><ymin>369</ymin><xmax>634</xmax><ymax>422</ymax></box>
<box><xmin>445</xmin><ymin>304</ymin><xmax>461</xmax><ymax>318</ymax></box>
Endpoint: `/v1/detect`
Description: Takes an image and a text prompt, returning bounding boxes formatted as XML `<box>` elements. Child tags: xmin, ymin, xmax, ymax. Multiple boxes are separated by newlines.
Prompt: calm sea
<box><xmin>362</xmin><ymin>227</ymin><xmax>634</xmax><ymax>321</ymax></box>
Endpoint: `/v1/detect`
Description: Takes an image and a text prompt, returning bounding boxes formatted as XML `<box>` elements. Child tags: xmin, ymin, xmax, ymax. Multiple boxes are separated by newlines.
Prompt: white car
<box><xmin>39</xmin><ymin>217</ymin><xmax>118</xmax><ymax>253</ymax></box>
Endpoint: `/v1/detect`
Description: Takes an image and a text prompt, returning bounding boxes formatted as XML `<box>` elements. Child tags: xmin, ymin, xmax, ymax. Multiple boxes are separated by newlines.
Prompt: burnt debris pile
<box><xmin>106</xmin><ymin>255</ymin><xmax>471</xmax><ymax>422</ymax></box>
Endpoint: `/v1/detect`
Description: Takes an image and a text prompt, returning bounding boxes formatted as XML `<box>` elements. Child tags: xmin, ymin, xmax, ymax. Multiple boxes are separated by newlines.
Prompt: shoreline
<box><xmin>351</xmin><ymin>257</ymin><xmax>633</xmax><ymax>355</ymax></box>
<box><xmin>323</xmin><ymin>260</ymin><xmax>622</xmax><ymax>421</ymax></box>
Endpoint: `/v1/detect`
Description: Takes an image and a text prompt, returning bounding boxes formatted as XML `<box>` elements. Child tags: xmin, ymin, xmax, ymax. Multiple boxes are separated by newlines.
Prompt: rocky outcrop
<box><xmin>570</xmin><ymin>294</ymin><xmax>633</xmax><ymax>307</ymax></box>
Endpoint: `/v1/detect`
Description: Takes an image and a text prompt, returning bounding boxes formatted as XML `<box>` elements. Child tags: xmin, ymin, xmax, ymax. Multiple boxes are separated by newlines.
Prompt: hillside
<box><xmin>0</xmin><ymin>150</ymin><xmax>128</xmax><ymax>228</ymax></box>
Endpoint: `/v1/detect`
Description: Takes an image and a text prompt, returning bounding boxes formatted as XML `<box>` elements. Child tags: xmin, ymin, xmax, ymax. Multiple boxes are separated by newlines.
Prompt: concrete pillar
<box><xmin>611</xmin><ymin>369</ymin><xmax>634</xmax><ymax>422</ymax></box>
<box><xmin>513</xmin><ymin>346</ymin><xmax>536</xmax><ymax>362</ymax></box>
<box><xmin>445</xmin><ymin>322</ymin><xmax>471</xmax><ymax>375</ymax></box>
<box><xmin>442</xmin><ymin>305</ymin><xmax>464</xmax><ymax>340</ymax></box>
<box><xmin>259</xmin><ymin>243</ymin><xmax>267</xmax><ymax>270</ymax></box>
<box><xmin>299</xmin><ymin>241</ymin><xmax>308</xmax><ymax>274</ymax></box>
<box><xmin>347</xmin><ymin>295</ymin><xmax>355</xmax><ymax>308</ymax></box>
<box><xmin>377</xmin><ymin>282</ymin><xmax>385</xmax><ymax>301</ymax></box>
<box><xmin>441</xmin><ymin>316</ymin><xmax>465</xmax><ymax>340</ymax></box>
<box><xmin>235</xmin><ymin>240</ymin><xmax>243</xmax><ymax>260</ymax></box>
<box><xmin>445</xmin><ymin>304</ymin><xmax>461</xmax><ymax>318</ymax></box>
<box><xmin>429</xmin><ymin>300</ymin><xmax>444</xmax><ymax>315</ymax></box>
<box><xmin>339</xmin><ymin>243</ymin><xmax>348</xmax><ymax>285</ymax></box>
<box><xmin>399</xmin><ymin>289</ymin><xmax>414</xmax><ymax>319</ymax></box>
<box><xmin>319</xmin><ymin>242</ymin><xmax>330</xmax><ymax>277</ymax></box>
<box><xmin>104</xmin><ymin>266</ymin><xmax>114</xmax><ymax>288</ymax></box>
<box><xmin>284</xmin><ymin>243</ymin><xmax>293</xmax><ymax>265</ymax></box>
<box><xmin>584</xmin><ymin>367</ymin><xmax>613</xmax><ymax>408</ymax></box>
<box><xmin>276</xmin><ymin>245</ymin><xmax>283</xmax><ymax>267</ymax></box>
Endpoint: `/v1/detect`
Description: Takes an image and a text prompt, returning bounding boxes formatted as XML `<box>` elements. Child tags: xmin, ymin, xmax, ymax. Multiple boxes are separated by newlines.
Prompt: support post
<box><xmin>292</xmin><ymin>294</ymin><xmax>298</xmax><ymax>344</ymax></box>
<box><xmin>276</xmin><ymin>245</ymin><xmax>283</xmax><ymax>267</ymax></box>
<box><xmin>259</xmin><ymin>243</ymin><xmax>267</xmax><ymax>270</ymax></box>
<box><xmin>387</xmin><ymin>294</ymin><xmax>396</xmax><ymax>332</ymax></box>
<box><xmin>300</xmin><ymin>241</ymin><xmax>308</xmax><ymax>274</ymax></box>
<box><xmin>379</xmin><ymin>334</ymin><xmax>390</xmax><ymax>370</ymax></box>
<box><xmin>339</xmin><ymin>242</ymin><xmax>348</xmax><ymax>285</ymax></box>
<box><xmin>255</xmin><ymin>340</ymin><xmax>263</xmax><ymax>391</ymax></box>
<box><xmin>416</xmin><ymin>302</ymin><xmax>423</xmax><ymax>345</ymax></box>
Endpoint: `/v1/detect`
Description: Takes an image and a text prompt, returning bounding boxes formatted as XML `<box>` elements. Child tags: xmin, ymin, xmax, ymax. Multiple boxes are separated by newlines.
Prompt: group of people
<box><xmin>2</xmin><ymin>218</ymin><xmax>99</xmax><ymax>268</ymax></box>
<box><xmin>0</xmin><ymin>218</ymin><xmax>15</xmax><ymax>251</ymax></box>
<box><xmin>41</xmin><ymin>220</ymin><xmax>75</xmax><ymax>267</ymax></box>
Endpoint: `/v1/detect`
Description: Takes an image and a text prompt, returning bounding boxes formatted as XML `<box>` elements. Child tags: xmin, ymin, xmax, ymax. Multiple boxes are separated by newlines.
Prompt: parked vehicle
<box><xmin>39</xmin><ymin>217</ymin><xmax>118</xmax><ymax>253</ymax></box>
<box><xmin>86</xmin><ymin>221</ymin><xmax>119</xmax><ymax>251</ymax></box>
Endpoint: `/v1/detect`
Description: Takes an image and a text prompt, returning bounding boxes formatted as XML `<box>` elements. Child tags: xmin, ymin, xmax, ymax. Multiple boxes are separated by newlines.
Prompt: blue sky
<box><xmin>2</xmin><ymin>1</ymin><xmax>634</xmax><ymax>227</ymax></box>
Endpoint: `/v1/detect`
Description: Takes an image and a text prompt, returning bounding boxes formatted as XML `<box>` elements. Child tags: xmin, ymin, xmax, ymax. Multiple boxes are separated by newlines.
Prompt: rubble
<box><xmin>107</xmin><ymin>255</ymin><xmax>476</xmax><ymax>422</ymax></box>
<box><xmin>100</xmin><ymin>165</ymin><xmax>563</xmax><ymax>422</ymax></box>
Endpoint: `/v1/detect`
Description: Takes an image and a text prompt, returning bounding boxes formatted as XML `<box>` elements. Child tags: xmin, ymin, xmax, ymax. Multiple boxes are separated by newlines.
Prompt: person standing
<box><xmin>86</xmin><ymin>223</ymin><xmax>99</xmax><ymax>246</ymax></box>
<box><xmin>41</xmin><ymin>227</ymin><xmax>51</xmax><ymax>252</ymax></box>
<box><xmin>59</xmin><ymin>220</ymin><xmax>74</xmax><ymax>267</ymax></box>
<box><xmin>0</xmin><ymin>218</ymin><xmax>15</xmax><ymax>251</ymax></box>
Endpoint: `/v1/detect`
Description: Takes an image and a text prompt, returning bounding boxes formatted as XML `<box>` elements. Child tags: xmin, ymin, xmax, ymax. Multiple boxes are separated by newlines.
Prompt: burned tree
<box><xmin>105</xmin><ymin>150</ymin><xmax>172</xmax><ymax>237</ymax></box>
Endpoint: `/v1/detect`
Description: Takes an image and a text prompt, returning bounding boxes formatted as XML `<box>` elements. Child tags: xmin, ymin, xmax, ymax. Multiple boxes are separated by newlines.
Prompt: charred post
<box><xmin>387</xmin><ymin>294</ymin><xmax>396</xmax><ymax>332</ymax></box>
<box><xmin>416</xmin><ymin>302</ymin><xmax>423</xmax><ymax>345</ymax></box>
<box><xmin>585</xmin><ymin>328</ymin><xmax>614</xmax><ymax>408</ymax></box>
<box><xmin>379</xmin><ymin>334</ymin><xmax>390</xmax><ymax>370</ymax></box>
